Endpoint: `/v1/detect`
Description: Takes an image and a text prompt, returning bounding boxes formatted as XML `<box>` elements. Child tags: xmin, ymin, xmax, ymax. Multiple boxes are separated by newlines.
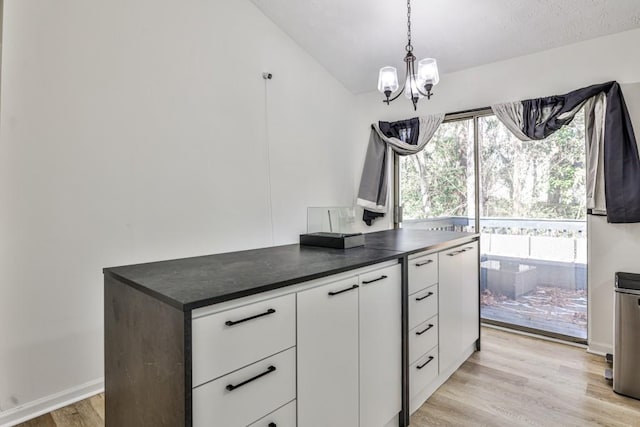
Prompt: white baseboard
<box><xmin>587</xmin><ymin>341</ymin><xmax>612</xmax><ymax>356</ymax></box>
<box><xmin>0</xmin><ymin>378</ymin><xmax>104</xmax><ymax>427</ymax></box>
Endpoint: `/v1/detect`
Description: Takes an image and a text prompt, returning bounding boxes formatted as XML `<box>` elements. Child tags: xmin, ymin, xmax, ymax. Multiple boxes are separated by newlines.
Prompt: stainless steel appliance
<box><xmin>614</xmin><ymin>272</ymin><xmax>640</xmax><ymax>400</ymax></box>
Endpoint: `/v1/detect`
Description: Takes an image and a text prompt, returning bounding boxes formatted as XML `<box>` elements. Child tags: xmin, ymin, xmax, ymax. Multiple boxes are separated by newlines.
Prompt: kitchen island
<box><xmin>104</xmin><ymin>228</ymin><xmax>480</xmax><ymax>427</ymax></box>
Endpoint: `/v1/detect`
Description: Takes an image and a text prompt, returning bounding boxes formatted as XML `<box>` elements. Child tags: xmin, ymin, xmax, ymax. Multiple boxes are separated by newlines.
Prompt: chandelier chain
<box><xmin>406</xmin><ymin>0</ymin><xmax>412</xmax><ymax>52</ymax></box>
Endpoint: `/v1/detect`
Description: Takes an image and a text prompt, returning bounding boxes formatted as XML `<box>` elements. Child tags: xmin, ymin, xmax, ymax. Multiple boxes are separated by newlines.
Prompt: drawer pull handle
<box><xmin>362</xmin><ymin>275</ymin><xmax>388</xmax><ymax>284</ymax></box>
<box><xmin>328</xmin><ymin>284</ymin><xmax>359</xmax><ymax>296</ymax></box>
<box><xmin>415</xmin><ymin>259</ymin><xmax>433</xmax><ymax>267</ymax></box>
<box><xmin>225</xmin><ymin>365</ymin><xmax>276</xmax><ymax>391</ymax></box>
<box><xmin>225</xmin><ymin>309</ymin><xmax>276</xmax><ymax>327</ymax></box>
<box><xmin>415</xmin><ymin>291</ymin><xmax>434</xmax><ymax>301</ymax></box>
<box><xmin>447</xmin><ymin>246</ymin><xmax>474</xmax><ymax>256</ymax></box>
<box><xmin>416</xmin><ymin>324</ymin><xmax>434</xmax><ymax>336</ymax></box>
<box><xmin>417</xmin><ymin>356</ymin><xmax>435</xmax><ymax>370</ymax></box>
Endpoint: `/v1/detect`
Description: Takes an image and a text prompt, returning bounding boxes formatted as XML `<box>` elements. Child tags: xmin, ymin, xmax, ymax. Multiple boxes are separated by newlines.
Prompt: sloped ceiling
<box><xmin>251</xmin><ymin>0</ymin><xmax>640</xmax><ymax>94</ymax></box>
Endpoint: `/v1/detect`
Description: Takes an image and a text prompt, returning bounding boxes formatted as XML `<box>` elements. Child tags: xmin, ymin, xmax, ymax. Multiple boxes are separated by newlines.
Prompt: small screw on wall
<box><xmin>262</xmin><ymin>72</ymin><xmax>273</xmax><ymax>80</ymax></box>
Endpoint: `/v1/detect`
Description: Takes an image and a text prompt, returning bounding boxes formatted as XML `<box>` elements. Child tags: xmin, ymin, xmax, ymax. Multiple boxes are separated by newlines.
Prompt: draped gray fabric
<box><xmin>357</xmin><ymin>115</ymin><xmax>444</xmax><ymax>222</ymax></box>
<box><xmin>491</xmin><ymin>82</ymin><xmax>640</xmax><ymax>223</ymax></box>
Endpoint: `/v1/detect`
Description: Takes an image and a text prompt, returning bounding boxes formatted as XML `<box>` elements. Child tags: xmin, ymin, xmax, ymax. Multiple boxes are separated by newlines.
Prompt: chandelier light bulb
<box><xmin>378</xmin><ymin>67</ymin><xmax>399</xmax><ymax>96</ymax></box>
<box><xmin>417</xmin><ymin>58</ymin><xmax>440</xmax><ymax>86</ymax></box>
<box><xmin>404</xmin><ymin>75</ymin><xmax>424</xmax><ymax>100</ymax></box>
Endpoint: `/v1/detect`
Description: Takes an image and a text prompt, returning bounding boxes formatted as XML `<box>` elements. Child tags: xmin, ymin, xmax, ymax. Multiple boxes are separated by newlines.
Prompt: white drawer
<box><xmin>248</xmin><ymin>399</ymin><xmax>296</xmax><ymax>427</ymax></box>
<box><xmin>408</xmin><ymin>253</ymin><xmax>438</xmax><ymax>295</ymax></box>
<box><xmin>409</xmin><ymin>284</ymin><xmax>438</xmax><ymax>329</ymax></box>
<box><xmin>409</xmin><ymin>315</ymin><xmax>438</xmax><ymax>364</ymax></box>
<box><xmin>193</xmin><ymin>348</ymin><xmax>296</xmax><ymax>427</ymax></box>
<box><xmin>192</xmin><ymin>293</ymin><xmax>295</xmax><ymax>386</ymax></box>
<box><xmin>410</xmin><ymin>347</ymin><xmax>438</xmax><ymax>398</ymax></box>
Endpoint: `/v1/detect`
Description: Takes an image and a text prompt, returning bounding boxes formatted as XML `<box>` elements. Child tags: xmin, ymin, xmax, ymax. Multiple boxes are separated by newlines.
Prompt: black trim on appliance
<box><xmin>225</xmin><ymin>309</ymin><xmax>276</xmax><ymax>327</ymax></box>
<box><xmin>225</xmin><ymin>366</ymin><xmax>276</xmax><ymax>391</ymax></box>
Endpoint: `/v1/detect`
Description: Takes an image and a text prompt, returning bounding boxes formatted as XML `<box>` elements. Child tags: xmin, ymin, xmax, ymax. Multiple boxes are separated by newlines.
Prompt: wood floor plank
<box><xmin>17</xmin><ymin>414</ymin><xmax>57</xmax><ymax>427</ymax></box>
<box><xmin>88</xmin><ymin>394</ymin><xmax>105</xmax><ymax>421</ymax></box>
<box><xmin>48</xmin><ymin>399</ymin><xmax>103</xmax><ymax>427</ymax></box>
<box><xmin>411</xmin><ymin>327</ymin><xmax>640</xmax><ymax>427</ymax></box>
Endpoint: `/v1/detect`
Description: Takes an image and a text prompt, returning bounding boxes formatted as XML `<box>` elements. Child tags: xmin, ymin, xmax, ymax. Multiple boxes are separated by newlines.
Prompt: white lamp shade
<box><xmin>417</xmin><ymin>58</ymin><xmax>439</xmax><ymax>86</ymax></box>
<box><xmin>404</xmin><ymin>75</ymin><xmax>424</xmax><ymax>99</ymax></box>
<box><xmin>378</xmin><ymin>66</ymin><xmax>399</xmax><ymax>94</ymax></box>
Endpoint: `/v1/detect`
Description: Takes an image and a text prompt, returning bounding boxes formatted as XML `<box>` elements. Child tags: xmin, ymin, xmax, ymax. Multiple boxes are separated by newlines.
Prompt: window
<box><xmin>398</xmin><ymin>109</ymin><xmax>587</xmax><ymax>342</ymax></box>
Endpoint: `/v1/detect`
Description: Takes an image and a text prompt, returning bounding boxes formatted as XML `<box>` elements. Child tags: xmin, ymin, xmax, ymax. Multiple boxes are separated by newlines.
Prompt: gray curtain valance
<box><xmin>492</xmin><ymin>81</ymin><xmax>640</xmax><ymax>223</ymax></box>
<box><xmin>357</xmin><ymin>115</ymin><xmax>444</xmax><ymax>224</ymax></box>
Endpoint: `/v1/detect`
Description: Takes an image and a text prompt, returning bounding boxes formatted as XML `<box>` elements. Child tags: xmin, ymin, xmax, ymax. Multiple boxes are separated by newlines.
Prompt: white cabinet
<box><xmin>297</xmin><ymin>263</ymin><xmax>402</xmax><ymax>427</ymax></box>
<box><xmin>192</xmin><ymin>348</ymin><xmax>296</xmax><ymax>427</ymax></box>
<box><xmin>359</xmin><ymin>265</ymin><xmax>402</xmax><ymax>427</ymax></box>
<box><xmin>297</xmin><ymin>276</ymin><xmax>360</xmax><ymax>427</ymax></box>
<box><xmin>438</xmin><ymin>242</ymin><xmax>479</xmax><ymax>374</ymax></box>
<box><xmin>192</xmin><ymin>294</ymin><xmax>295</xmax><ymax>387</ymax></box>
<box><xmin>408</xmin><ymin>241</ymin><xmax>479</xmax><ymax>414</ymax></box>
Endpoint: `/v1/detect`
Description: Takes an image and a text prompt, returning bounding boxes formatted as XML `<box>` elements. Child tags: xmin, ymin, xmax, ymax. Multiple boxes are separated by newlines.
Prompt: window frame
<box><xmin>393</xmin><ymin>106</ymin><xmax>588</xmax><ymax>345</ymax></box>
<box><xmin>392</xmin><ymin>107</ymin><xmax>492</xmax><ymax>230</ymax></box>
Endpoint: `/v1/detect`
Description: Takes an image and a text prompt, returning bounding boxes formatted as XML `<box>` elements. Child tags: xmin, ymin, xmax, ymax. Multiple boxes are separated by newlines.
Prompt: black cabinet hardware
<box><xmin>268</xmin><ymin>423</ymin><xmax>276</xmax><ymax>427</ymax></box>
<box><xmin>328</xmin><ymin>284</ymin><xmax>359</xmax><ymax>296</ymax></box>
<box><xmin>362</xmin><ymin>275</ymin><xmax>388</xmax><ymax>284</ymax></box>
<box><xmin>225</xmin><ymin>309</ymin><xmax>276</xmax><ymax>327</ymax></box>
<box><xmin>447</xmin><ymin>246</ymin><xmax>474</xmax><ymax>256</ymax></box>
<box><xmin>416</xmin><ymin>356</ymin><xmax>434</xmax><ymax>370</ymax></box>
<box><xmin>416</xmin><ymin>324</ymin><xmax>434</xmax><ymax>335</ymax></box>
<box><xmin>415</xmin><ymin>291</ymin><xmax>434</xmax><ymax>301</ymax></box>
<box><xmin>415</xmin><ymin>259</ymin><xmax>433</xmax><ymax>267</ymax></box>
<box><xmin>226</xmin><ymin>365</ymin><xmax>276</xmax><ymax>391</ymax></box>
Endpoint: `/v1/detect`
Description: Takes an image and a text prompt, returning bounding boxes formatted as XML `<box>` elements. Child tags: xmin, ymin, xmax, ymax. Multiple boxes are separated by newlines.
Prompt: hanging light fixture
<box><xmin>377</xmin><ymin>0</ymin><xmax>439</xmax><ymax>111</ymax></box>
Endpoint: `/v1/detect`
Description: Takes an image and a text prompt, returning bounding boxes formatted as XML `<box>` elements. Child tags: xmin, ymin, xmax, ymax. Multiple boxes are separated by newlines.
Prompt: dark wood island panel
<box><xmin>104</xmin><ymin>275</ymin><xmax>190</xmax><ymax>426</ymax></box>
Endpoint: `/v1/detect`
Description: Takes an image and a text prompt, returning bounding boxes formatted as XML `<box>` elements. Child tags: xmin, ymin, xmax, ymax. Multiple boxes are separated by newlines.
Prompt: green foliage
<box><xmin>400</xmin><ymin>110</ymin><xmax>587</xmax><ymax>221</ymax></box>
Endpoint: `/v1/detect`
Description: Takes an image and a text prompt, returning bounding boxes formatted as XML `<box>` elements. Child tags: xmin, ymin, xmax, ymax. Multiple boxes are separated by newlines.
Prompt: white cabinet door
<box><xmin>359</xmin><ymin>264</ymin><xmax>402</xmax><ymax>427</ymax></box>
<box><xmin>297</xmin><ymin>276</ymin><xmax>359</xmax><ymax>427</ymax></box>
<box><xmin>438</xmin><ymin>242</ymin><xmax>479</xmax><ymax>373</ymax></box>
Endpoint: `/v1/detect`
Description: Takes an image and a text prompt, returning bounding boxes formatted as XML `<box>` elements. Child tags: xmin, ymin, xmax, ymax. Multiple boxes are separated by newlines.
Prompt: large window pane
<box><xmin>399</xmin><ymin>119</ymin><xmax>476</xmax><ymax>232</ymax></box>
<box><xmin>478</xmin><ymin>111</ymin><xmax>587</xmax><ymax>340</ymax></box>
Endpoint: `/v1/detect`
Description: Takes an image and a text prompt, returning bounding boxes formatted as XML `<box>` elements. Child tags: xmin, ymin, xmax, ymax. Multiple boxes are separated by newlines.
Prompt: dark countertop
<box><xmin>104</xmin><ymin>229</ymin><xmax>478</xmax><ymax>311</ymax></box>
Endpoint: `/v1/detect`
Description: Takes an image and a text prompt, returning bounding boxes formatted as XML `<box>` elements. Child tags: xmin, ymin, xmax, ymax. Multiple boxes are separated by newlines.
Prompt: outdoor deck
<box><xmin>404</xmin><ymin>216</ymin><xmax>587</xmax><ymax>339</ymax></box>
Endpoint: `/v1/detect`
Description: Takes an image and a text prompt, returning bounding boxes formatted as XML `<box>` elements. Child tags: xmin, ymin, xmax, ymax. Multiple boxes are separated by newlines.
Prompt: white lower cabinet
<box><xmin>297</xmin><ymin>263</ymin><xmax>402</xmax><ymax>427</ymax></box>
<box><xmin>409</xmin><ymin>315</ymin><xmax>438</xmax><ymax>364</ymax></box>
<box><xmin>297</xmin><ymin>276</ymin><xmax>360</xmax><ymax>427</ymax></box>
<box><xmin>248</xmin><ymin>400</ymin><xmax>296</xmax><ymax>427</ymax></box>
<box><xmin>439</xmin><ymin>242</ymin><xmax>479</xmax><ymax>373</ymax></box>
<box><xmin>409</xmin><ymin>347</ymin><xmax>439</xmax><ymax>398</ymax></box>
<box><xmin>408</xmin><ymin>241</ymin><xmax>479</xmax><ymax>414</ymax></box>
<box><xmin>359</xmin><ymin>265</ymin><xmax>402</xmax><ymax>427</ymax></box>
<box><xmin>189</xmin><ymin>240</ymin><xmax>479</xmax><ymax>426</ymax></box>
<box><xmin>192</xmin><ymin>347</ymin><xmax>296</xmax><ymax>427</ymax></box>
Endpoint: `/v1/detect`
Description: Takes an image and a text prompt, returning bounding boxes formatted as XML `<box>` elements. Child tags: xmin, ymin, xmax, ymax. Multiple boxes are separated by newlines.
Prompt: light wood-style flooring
<box><xmin>17</xmin><ymin>327</ymin><xmax>640</xmax><ymax>426</ymax></box>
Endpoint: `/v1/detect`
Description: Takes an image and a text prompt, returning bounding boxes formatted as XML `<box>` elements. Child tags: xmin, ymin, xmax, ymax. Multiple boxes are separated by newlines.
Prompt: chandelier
<box><xmin>377</xmin><ymin>0</ymin><xmax>440</xmax><ymax>111</ymax></box>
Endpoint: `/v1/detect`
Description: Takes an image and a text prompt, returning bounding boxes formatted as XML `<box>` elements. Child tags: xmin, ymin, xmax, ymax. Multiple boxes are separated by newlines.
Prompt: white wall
<box><xmin>0</xmin><ymin>0</ymin><xmax>360</xmax><ymax>421</ymax></box>
<box><xmin>355</xmin><ymin>28</ymin><xmax>640</xmax><ymax>354</ymax></box>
